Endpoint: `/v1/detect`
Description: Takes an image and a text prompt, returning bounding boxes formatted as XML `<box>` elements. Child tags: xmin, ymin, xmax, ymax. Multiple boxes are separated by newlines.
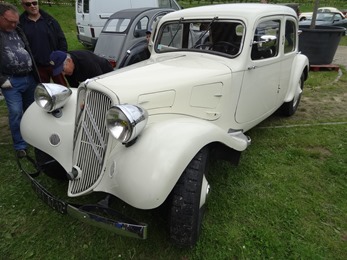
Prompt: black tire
<box><xmin>168</xmin><ymin>147</ymin><xmax>210</xmax><ymax>247</ymax></box>
<box><xmin>34</xmin><ymin>148</ymin><xmax>67</xmax><ymax>180</ymax></box>
<box><xmin>280</xmin><ymin>73</ymin><xmax>304</xmax><ymax>116</ymax></box>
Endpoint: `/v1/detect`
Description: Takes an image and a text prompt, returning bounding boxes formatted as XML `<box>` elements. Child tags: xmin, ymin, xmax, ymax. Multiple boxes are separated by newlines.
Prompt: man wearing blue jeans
<box><xmin>0</xmin><ymin>3</ymin><xmax>40</xmax><ymax>158</ymax></box>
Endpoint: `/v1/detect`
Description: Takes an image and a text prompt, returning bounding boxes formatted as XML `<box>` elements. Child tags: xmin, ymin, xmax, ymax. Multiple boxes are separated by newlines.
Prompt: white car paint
<box><xmin>22</xmin><ymin>3</ymin><xmax>309</xmax><ymax>213</ymax></box>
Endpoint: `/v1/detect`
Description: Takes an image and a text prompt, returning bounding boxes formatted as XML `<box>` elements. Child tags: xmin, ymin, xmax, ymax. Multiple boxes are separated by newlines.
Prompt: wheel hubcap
<box><xmin>200</xmin><ymin>175</ymin><xmax>210</xmax><ymax>208</ymax></box>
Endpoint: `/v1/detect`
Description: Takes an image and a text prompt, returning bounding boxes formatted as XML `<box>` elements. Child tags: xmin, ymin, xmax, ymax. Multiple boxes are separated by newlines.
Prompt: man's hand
<box><xmin>1</xmin><ymin>79</ymin><xmax>12</xmax><ymax>89</ymax></box>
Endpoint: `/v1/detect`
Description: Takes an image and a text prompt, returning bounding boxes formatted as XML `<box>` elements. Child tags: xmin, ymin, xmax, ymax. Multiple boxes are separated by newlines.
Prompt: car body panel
<box><xmin>93</xmin><ymin>117</ymin><xmax>249</xmax><ymax>209</ymax></box>
<box><xmin>21</xmin><ymin>89</ymin><xmax>78</xmax><ymax>171</ymax></box>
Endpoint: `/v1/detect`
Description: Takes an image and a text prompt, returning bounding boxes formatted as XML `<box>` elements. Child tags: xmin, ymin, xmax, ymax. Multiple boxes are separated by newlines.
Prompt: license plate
<box><xmin>79</xmin><ymin>27</ymin><xmax>84</xmax><ymax>34</ymax></box>
<box><xmin>30</xmin><ymin>177</ymin><xmax>67</xmax><ymax>214</ymax></box>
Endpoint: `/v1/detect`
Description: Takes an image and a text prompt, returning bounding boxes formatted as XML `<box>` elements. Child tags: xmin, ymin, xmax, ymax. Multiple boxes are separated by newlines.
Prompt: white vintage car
<box><xmin>20</xmin><ymin>4</ymin><xmax>309</xmax><ymax>247</ymax></box>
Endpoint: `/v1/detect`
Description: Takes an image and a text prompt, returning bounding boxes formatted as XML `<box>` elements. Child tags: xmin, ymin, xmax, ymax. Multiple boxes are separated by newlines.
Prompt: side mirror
<box><xmin>253</xmin><ymin>35</ymin><xmax>277</xmax><ymax>49</ymax></box>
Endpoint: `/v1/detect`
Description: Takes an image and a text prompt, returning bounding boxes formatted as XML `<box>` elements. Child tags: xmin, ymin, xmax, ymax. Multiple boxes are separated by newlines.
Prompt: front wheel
<box><xmin>168</xmin><ymin>147</ymin><xmax>210</xmax><ymax>247</ymax></box>
<box><xmin>280</xmin><ymin>73</ymin><xmax>304</xmax><ymax>116</ymax></box>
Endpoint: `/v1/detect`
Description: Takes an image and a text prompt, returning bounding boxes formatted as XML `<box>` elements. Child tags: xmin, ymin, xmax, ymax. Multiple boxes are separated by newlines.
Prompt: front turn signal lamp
<box><xmin>35</xmin><ymin>83</ymin><xmax>72</xmax><ymax>112</ymax></box>
<box><xmin>106</xmin><ymin>104</ymin><xmax>148</xmax><ymax>144</ymax></box>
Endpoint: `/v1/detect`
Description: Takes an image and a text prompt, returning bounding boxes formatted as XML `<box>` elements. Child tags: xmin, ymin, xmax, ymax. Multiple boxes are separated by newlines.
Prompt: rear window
<box><xmin>103</xmin><ymin>19</ymin><xmax>131</xmax><ymax>33</ymax></box>
<box><xmin>77</xmin><ymin>0</ymin><xmax>89</xmax><ymax>13</ymax></box>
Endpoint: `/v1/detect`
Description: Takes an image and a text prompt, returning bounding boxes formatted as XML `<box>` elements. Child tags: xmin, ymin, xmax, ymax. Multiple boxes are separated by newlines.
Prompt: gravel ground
<box><xmin>333</xmin><ymin>45</ymin><xmax>347</xmax><ymax>69</ymax></box>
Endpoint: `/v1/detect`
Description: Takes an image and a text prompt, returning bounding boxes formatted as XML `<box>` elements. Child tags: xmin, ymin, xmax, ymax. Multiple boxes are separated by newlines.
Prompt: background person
<box><xmin>0</xmin><ymin>2</ymin><xmax>40</xmax><ymax>158</ymax></box>
<box><xmin>146</xmin><ymin>30</ymin><xmax>151</xmax><ymax>43</ymax></box>
<box><xmin>19</xmin><ymin>0</ymin><xmax>67</xmax><ymax>85</ymax></box>
<box><xmin>50</xmin><ymin>50</ymin><xmax>113</xmax><ymax>88</ymax></box>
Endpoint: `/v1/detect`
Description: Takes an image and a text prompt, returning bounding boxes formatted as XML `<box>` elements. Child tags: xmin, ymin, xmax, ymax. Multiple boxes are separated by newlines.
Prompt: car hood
<box><xmin>94</xmin><ymin>53</ymin><xmax>232</xmax><ymax>104</ymax></box>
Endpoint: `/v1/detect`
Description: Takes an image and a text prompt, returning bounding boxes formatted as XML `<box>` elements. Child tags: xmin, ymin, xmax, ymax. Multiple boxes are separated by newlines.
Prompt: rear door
<box><xmin>76</xmin><ymin>0</ymin><xmax>90</xmax><ymax>40</ymax></box>
<box><xmin>76</xmin><ymin>0</ymin><xmax>132</xmax><ymax>47</ymax></box>
<box><xmin>76</xmin><ymin>0</ymin><xmax>92</xmax><ymax>44</ymax></box>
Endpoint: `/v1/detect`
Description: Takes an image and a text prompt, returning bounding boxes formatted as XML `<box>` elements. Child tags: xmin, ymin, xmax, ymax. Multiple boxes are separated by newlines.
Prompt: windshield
<box><xmin>155</xmin><ymin>20</ymin><xmax>245</xmax><ymax>57</ymax></box>
<box><xmin>314</xmin><ymin>13</ymin><xmax>335</xmax><ymax>21</ymax></box>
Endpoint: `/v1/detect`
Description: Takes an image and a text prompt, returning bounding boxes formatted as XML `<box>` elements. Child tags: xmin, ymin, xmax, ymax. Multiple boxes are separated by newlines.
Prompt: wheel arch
<box><xmin>97</xmin><ymin>117</ymin><xmax>247</xmax><ymax>209</ymax></box>
<box><xmin>284</xmin><ymin>54</ymin><xmax>309</xmax><ymax>103</ymax></box>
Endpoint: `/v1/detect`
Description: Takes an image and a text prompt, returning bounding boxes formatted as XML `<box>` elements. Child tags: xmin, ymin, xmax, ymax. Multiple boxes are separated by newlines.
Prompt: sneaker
<box><xmin>16</xmin><ymin>149</ymin><xmax>27</xmax><ymax>159</ymax></box>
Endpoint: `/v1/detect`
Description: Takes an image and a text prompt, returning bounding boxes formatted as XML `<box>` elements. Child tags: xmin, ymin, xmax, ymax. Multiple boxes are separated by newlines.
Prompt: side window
<box><xmin>251</xmin><ymin>20</ymin><xmax>280</xmax><ymax>60</ymax></box>
<box><xmin>284</xmin><ymin>20</ymin><xmax>296</xmax><ymax>53</ymax></box>
<box><xmin>158</xmin><ymin>0</ymin><xmax>180</xmax><ymax>10</ymax></box>
<box><xmin>333</xmin><ymin>14</ymin><xmax>343</xmax><ymax>22</ymax></box>
<box><xmin>134</xmin><ymin>17</ymin><xmax>149</xmax><ymax>38</ymax></box>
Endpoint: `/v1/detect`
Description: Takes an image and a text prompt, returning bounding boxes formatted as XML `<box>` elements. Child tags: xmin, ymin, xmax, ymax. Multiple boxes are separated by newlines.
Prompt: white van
<box><xmin>76</xmin><ymin>0</ymin><xmax>181</xmax><ymax>48</ymax></box>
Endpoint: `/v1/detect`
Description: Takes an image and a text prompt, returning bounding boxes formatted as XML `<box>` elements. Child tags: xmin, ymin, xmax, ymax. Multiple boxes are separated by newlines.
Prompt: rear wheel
<box><xmin>35</xmin><ymin>148</ymin><xmax>67</xmax><ymax>180</ymax></box>
<box><xmin>168</xmin><ymin>147</ymin><xmax>210</xmax><ymax>247</ymax></box>
<box><xmin>280</xmin><ymin>73</ymin><xmax>304</xmax><ymax>116</ymax></box>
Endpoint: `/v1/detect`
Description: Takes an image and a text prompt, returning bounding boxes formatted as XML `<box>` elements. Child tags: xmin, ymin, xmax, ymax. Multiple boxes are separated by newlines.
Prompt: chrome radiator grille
<box><xmin>69</xmin><ymin>90</ymin><xmax>112</xmax><ymax>195</ymax></box>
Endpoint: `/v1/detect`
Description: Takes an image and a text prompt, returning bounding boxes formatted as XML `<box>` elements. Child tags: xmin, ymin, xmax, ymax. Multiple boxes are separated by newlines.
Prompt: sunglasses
<box><xmin>23</xmin><ymin>1</ymin><xmax>38</xmax><ymax>7</ymax></box>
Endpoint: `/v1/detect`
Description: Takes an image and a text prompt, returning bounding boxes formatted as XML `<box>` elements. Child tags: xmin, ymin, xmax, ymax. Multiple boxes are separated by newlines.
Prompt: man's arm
<box><xmin>53</xmin><ymin>19</ymin><xmax>68</xmax><ymax>51</ymax></box>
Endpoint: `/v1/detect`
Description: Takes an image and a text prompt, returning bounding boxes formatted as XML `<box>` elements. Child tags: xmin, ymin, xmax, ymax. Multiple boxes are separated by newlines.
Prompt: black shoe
<box><xmin>16</xmin><ymin>149</ymin><xmax>27</xmax><ymax>159</ymax></box>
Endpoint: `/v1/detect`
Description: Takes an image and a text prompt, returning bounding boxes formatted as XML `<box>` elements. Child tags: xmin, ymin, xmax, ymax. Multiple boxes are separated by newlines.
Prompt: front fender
<box><xmin>95</xmin><ymin>117</ymin><xmax>250</xmax><ymax>209</ymax></box>
<box><xmin>21</xmin><ymin>89</ymin><xmax>78</xmax><ymax>171</ymax></box>
<box><xmin>284</xmin><ymin>53</ymin><xmax>309</xmax><ymax>102</ymax></box>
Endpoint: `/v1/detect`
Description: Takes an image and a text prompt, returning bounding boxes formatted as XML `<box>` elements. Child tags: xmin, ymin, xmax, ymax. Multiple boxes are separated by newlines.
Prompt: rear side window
<box><xmin>134</xmin><ymin>16</ymin><xmax>149</xmax><ymax>38</ymax></box>
<box><xmin>284</xmin><ymin>20</ymin><xmax>296</xmax><ymax>53</ymax></box>
<box><xmin>158</xmin><ymin>0</ymin><xmax>180</xmax><ymax>10</ymax></box>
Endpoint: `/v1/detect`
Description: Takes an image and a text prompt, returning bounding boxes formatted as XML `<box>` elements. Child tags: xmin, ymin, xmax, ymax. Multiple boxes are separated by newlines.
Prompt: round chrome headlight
<box><xmin>106</xmin><ymin>104</ymin><xmax>148</xmax><ymax>144</ymax></box>
<box><xmin>35</xmin><ymin>83</ymin><xmax>72</xmax><ymax>112</ymax></box>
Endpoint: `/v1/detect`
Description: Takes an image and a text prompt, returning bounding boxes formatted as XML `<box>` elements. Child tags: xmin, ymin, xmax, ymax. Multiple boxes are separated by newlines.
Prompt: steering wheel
<box><xmin>193</xmin><ymin>43</ymin><xmax>212</xmax><ymax>50</ymax></box>
<box><xmin>210</xmin><ymin>41</ymin><xmax>239</xmax><ymax>54</ymax></box>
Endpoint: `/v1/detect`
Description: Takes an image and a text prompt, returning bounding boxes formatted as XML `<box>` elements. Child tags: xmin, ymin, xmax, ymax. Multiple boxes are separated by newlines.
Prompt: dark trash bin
<box><xmin>299</xmin><ymin>25</ymin><xmax>346</xmax><ymax>65</ymax></box>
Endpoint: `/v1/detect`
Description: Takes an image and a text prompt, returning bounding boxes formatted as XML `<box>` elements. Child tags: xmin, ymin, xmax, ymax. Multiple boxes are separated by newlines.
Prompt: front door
<box><xmin>236</xmin><ymin>17</ymin><xmax>282</xmax><ymax>124</ymax></box>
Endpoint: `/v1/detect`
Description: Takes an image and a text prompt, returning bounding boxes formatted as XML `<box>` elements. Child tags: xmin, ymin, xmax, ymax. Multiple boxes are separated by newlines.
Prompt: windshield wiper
<box><xmin>167</xmin><ymin>17</ymin><xmax>184</xmax><ymax>47</ymax></box>
<box><xmin>192</xmin><ymin>16</ymin><xmax>219</xmax><ymax>48</ymax></box>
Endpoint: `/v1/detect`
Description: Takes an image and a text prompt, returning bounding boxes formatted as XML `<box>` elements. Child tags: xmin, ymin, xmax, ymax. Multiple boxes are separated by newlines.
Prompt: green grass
<box><xmin>1</xmin><ymin>2</ymin><xmax>347</xmax><ymax>259</ymax></box>
<box><xmin>340</xmin><ymin>35</ymin><xmax>347</xmax><ymax>46</ymax></box>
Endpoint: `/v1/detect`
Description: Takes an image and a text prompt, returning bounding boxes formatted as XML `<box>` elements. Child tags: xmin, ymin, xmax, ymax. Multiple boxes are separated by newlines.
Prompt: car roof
<box><xmin>160</xmin><ymin>3</ymin><xmax>297</xmax><ymax>22</ymax></box>
<box><xmin>317</xmin><ymin>11</ymin><xmax>344</xmax><ymax>16</ymax></box>
<box><xmin>109</xmin><ymin>7</ymin><xmax>173</xmax><ymax>19</ymax></box>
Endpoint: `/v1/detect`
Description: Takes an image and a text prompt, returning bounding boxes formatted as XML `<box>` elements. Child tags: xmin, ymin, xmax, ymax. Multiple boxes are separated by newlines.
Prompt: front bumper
<box><xmin>19</xmin><ymin>158</ymin><xmax>147</xmax><ymax>240</ymax></box>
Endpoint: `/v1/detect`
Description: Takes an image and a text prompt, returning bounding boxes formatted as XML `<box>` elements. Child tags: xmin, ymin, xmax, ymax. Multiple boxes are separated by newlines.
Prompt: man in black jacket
<box><xmin>50</xmin><ymin>50</ymin><xmax>113</xmax><ymax>88</ymax></box>
<box><xmin>19</xmin><ymin>0</ymin><xmax>67</xmax><ymax>85</ymax></box>
<box><xmin>0</xmin><ymin>2</ymin><xmax>40</xmax><ymax>158</ymax></box>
